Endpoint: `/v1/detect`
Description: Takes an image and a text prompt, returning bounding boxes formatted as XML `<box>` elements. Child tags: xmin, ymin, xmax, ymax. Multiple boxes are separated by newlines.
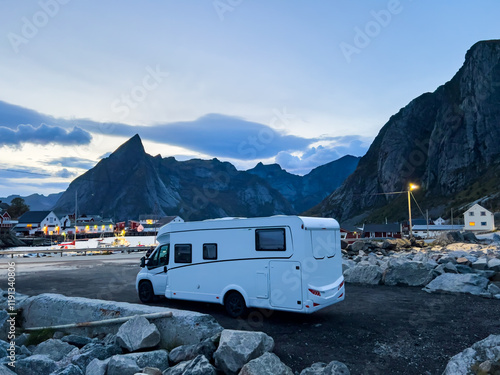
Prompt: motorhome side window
<box><xmin>255</xmin><ymin>228</ymin><xmax>286</xmax><ymax>251</ymax></box>
<box><xmin>147</xmin><ymin>244</ymin><xmax>169</xmax><ymax>268</ymax></box>
<box><xmin>203</xmin><ymin>243</ymin><xmax>217</xmax><ymax>260</ymax></box>
<box><xmin>174</xmin><ymin>244</ymin><xmax>192</xmax><ymax>263</ymax></box>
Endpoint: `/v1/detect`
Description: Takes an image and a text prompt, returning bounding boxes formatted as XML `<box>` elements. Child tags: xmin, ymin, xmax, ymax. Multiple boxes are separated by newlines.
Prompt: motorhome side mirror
<box><xmin>140</xmin><ymin>257</ymin><xmax>146</xmax><ymax>268</ymax></box>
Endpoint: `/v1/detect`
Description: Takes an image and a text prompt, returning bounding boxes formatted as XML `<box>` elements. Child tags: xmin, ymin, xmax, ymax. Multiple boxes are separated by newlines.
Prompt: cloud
<box><xmin>276</xmin><ymin>135</ymin><xmax>371</xmax><ymax>174</ymax></box>
<box><xmin>0</xmin><ymin>167</ymin><xmax>51</xmax><ymax>179</ymax></box>
<box><xmin>45</xmin><ymin>157</ymin><xmax>96</xmax><ymax>170</ymax></box>
<box><xmin>54</xmin><ymin>168</ymin><xmax>77</xmax><ymax>178</ymax></box>
<box><xmin>0</xmin><ymin>124</ymin><xmax>92</xmax><ymax>147</ymax></box>
<box><xmin>86</xmin><ymin>114</ymin><xmax>317</xmax><ymax>160</ymax></box>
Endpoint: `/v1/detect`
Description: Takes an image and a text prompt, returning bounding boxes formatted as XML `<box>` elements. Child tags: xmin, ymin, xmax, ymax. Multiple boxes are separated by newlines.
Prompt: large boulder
<box><xmin>350</xmin><ymin>241</ymin><xmax>365</xmax><ymax>253</ymax></box>
<box><xmin>343</xmin><ymin>264</ymin><xmax>383</xmax><ymax>285</ymax></box>
<box><xmin>240</xmin><ymin>352</ymin><xmax>293</xmax><ymax>375</ymax></box>
<box><xmin>32</xmin><ymin>339</ymin><xmax>77</xmax><ymax>361</ymax></box>
<box><xmin>106</xmin><ymin>355</ymin><xmax>140</xmax><ymax>375</ymax></box>
<box><xmin>214</xmin><ymin>330</ymin><xmax>274</xmax><ymax>375</ymax></box>
<box><xmin>169</xmin><ymin>336</ymin><xmax>217</xmax><ymax>364</ymax></box>
<box><xmin>299</xmin><ymin>360</ymin><xmax>351</xmax><ymax>375</ymax></box>
<box><xmin>117</xmin><ymin>350</ymin><xmax>169</xmax><ymax>372</ymax></box>
<box><xmin>0</xmin><ymin>311</ymin><xmax>9</xmax><ymax>341</ymax></box>
<box><xmin>488</xmin><ymin>258</ymin><xmax>500</xmax><ymax>271</ymax></box>
<box><xmin>116</xmin><ymin>316</ymin><xmax>160</xmax><ymax>352</ymax></box>
<box><xmin>423</xmin><ymin>274</ymin><xmax>490</xmax><ymax>296</ymax></box>
<box><xmin>0</xmin><ymin>364</ymin><xmax>16</xmax><ymax>375</ymax></box>
<box><xmin>164</xmin><ymin>355</ymin><xmax>216</xmax><ymax>375</ymax></box>
<box><xmin>19</xmin><ymin>294</ymin><xmax>223</xmax><ymax>348</ymax></box>
<box><xmin>52</xmin><ymin>364</ymin><xmax>84</xmax><ymax>375</ymax></box>
<box><xmin>85</xmin><ymin>357</ymin><xmax>110</xmax><ymax>375</ymax></box>
<box><xmin>71</xmin><ymin>343</ymin><xmax>122</xmax><ymax>371</ymax></box>
<box><xmin>16</xmin><ymin>354</ymin><xmax>58</xmax><ymax>375</ymax></box>
<box><xmin>443</xmin><ymin>334</ymin><xmax>500</xmax><ymax>375</ymax></box>
<box><xmin>383</xmin><ymin>261</ymin><xmax>435</xmax><ymax>286</ymax></box>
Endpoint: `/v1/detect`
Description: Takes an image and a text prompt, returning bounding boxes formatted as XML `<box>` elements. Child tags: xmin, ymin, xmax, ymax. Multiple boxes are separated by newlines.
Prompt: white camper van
<box><xmin>136</xmin><ymin>216</ymin><xmax>345</xmax><ymax>317</ymax></box>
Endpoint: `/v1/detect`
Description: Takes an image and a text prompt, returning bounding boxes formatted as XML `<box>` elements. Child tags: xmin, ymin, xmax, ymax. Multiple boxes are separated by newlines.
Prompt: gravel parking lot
<box><xmin>3</xmin><ymin>254</ymin><xmax>500</xmax><ymax>374</ymax></box>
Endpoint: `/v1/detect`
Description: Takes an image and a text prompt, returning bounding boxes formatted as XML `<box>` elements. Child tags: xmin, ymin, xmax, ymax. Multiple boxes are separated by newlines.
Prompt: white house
<box><xmin>15</xmin><ymin>211</ymin><xmax>61</xmax><ymax>236</ymax></box>
<box><xmin>463</xmin><ymin>204</ymin><xmax>495</xmax><ymax>232</ymax></box>
<box><xmin>434</xmin><ymin>217</ymin><xmax>446</xmax><ymax>226</ymax></box>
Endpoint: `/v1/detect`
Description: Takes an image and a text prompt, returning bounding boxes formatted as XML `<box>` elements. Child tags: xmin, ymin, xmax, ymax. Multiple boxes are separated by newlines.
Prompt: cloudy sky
<box><xmin>0</xmin><ymin>1</ymin><xmax>499</xmax><ymax>197</ymax></box>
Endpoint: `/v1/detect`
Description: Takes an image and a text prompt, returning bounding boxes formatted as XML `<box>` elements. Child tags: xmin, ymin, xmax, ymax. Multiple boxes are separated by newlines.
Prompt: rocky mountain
<box><xmin>53</xmin><ymin>135</ymin><xmax>297</xmax><ymax>221</ymax></box>
<box><xmin>0</xmin><ymin>193</ymin><xmax>63</xmax><ymax>211</ymax></box>
<box><xmin>247</xmin><ymin>155</ymin><xmax>360</xmax><ymax>213</ymax></box>
<box><xmin>309</xmin><ymin>40</ymin><xmax>500</xmax><ymax>223</ymax></box>
<box><xmin>308</xmin><ymin>40</ymin><xmax>500</xmax><ymax>222</ymax></box>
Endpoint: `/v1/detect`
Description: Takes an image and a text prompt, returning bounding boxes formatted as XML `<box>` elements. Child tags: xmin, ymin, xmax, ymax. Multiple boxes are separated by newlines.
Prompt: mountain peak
<box><xmin>110</xmin><ymin>134</ymin><xmax>145</xmax><ymax>158</ymax></box>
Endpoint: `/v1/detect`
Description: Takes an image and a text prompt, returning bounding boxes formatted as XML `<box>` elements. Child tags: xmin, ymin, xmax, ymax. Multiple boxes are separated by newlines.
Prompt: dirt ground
<box><xmin>4</xmin><ymin>255</ymin><xmax>500</xmax><ymax>374</ymax></box>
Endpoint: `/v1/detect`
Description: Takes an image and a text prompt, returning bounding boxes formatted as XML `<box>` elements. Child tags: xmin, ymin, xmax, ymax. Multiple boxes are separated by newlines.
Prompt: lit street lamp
<box><xmin>408</xmin><ymin>184</ymin><xmax>419</xmax><ymax>237</ymax></box>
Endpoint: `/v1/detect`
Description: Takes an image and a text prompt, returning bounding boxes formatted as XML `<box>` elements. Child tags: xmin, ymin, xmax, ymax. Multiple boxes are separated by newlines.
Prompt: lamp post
<box><xmin>408</xmin><ymin>184</ymin><xmax>419</xmax><ymax>238</ymax></box>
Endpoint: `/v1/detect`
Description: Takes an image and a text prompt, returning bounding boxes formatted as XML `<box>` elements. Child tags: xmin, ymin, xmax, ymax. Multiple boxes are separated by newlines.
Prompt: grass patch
<box><xmin>24</xmin><ymin>328</ymin><xmax>56</xmax><ymax>346</ymax></box>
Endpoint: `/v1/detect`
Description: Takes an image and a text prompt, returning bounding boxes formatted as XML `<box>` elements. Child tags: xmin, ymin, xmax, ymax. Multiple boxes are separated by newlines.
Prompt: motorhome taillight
<box><xmin>338</xmin><ymin>281</ymin><xmax>344</xmax><ymax>290</ymax></box>
<box><xmin>313</xmin><ymin>302</ymin><xmax>320</xmax><ymax>307</ymax></box>
<box><xmin>338</xmin><ymin>293</ymin><xmax>344</xmax><ymax>298</ymax></box>
<box><xmin>308</xmin><ymin>288</ymin><xmax>321</xmax><ymax>297</ymax></box>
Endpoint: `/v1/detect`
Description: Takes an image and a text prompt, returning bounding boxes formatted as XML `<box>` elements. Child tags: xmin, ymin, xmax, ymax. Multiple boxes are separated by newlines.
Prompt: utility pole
<box><xmin>408</xmin><ymin>190</ymin><xmax>413</xmax><ymax>238</ymax></box>
<box><xmin>426</xmin><ymin>209</ymin><xmax>429</xmax><ymax>238</ymax></box>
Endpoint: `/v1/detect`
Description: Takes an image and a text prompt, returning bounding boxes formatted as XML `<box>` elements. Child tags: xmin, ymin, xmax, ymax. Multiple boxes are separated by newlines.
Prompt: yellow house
<box><xmin>463</xmin><ymin>204</ymin><xmax>495</xmax><ymax>232</ymax></box>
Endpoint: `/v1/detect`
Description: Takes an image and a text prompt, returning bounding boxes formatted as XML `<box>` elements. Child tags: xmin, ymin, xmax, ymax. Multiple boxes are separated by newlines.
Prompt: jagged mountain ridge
<box><xmin>54</xmin><ymin>135</ymin><xmax>358</xmax><ymax>221</ymax></box>
<box><xmin>0</xmin><ymin>193</ymin><xmax>63</xmax><ymax>211</ymax></box>
<box><xmin>309</xmin><ymin>40</ymin><xmax>500</xmax><ymax>223</ymax></box>
<box><xmin>247</xmin><ymin>155</ymin><xmax>360</xmax><ymax>213</ymax></box>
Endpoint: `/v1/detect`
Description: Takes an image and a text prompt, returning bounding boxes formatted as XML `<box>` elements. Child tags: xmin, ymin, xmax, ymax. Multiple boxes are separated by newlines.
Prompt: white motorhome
<box><xmin>136</xmin><ymin>216</ymin><xmax>345</xmax><ymax>317</ymax></box>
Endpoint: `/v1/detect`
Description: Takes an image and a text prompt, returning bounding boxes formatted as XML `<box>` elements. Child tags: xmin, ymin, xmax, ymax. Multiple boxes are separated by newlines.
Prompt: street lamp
<box><xmin>408</xmin><ymin>184</ymin><xmax>419</xmax><ymax>238</ymax></box>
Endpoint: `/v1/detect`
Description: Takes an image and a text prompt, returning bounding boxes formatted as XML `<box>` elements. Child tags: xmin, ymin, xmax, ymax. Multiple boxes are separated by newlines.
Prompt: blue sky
<box><xmin>0</xmin><ymin>0</ymin><xmax>499</xmax><ymax>196</ymax></box>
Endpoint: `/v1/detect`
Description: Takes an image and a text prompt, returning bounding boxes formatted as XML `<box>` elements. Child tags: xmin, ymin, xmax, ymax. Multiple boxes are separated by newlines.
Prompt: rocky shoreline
<box><xmin>342</xmin><ymin>233</ymin><xmax>500</xmax><ymax>299</ymax></box>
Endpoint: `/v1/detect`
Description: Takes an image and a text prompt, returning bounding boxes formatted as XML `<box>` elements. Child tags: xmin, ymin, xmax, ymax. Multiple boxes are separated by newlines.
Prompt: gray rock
<box><xmin>473</xmin><ymin>269</ymin><xmax>497</xmax><ymax>279</ymax></box>
<box><xmin>488</xmin><ymin>258</ymin><xmax>500</xmax><ymax>271</ymax></box>
<box><xmin>463</xmin><ymin>232</ymin><xmax>478</xmax><ymax>243</ymax></box>
<box><xmin>343</xmin><ymin>265</ymin><xmax>382</xmax><ymax>285</ymax></box>
<box><xmin>383</xmin><ymin>261</ymin><xmax>435</xmax><ymax>286</ymax></box>
<box><xmin>140</xmin><ymin>367</ymin><xmax>162</xmax><ymax>375</ymax></box>
<box><xmin>84</xmin><ymin>358</ymin><xmax>110</xmax><ymax>375</ymax></box>
<box><xmin>163</xmin><ymin>355</ymin><xmax>216</xmax><ymax>375</ymax></box>
<box><xmin>455</xmin><ymin>265</ymin><xmax>474</xmax><ymax>274</ymax></box>
<box><xmin>62</xmin><ymin>335</ymin><xmax>94</xmax><ymax>348</ymax></box>
<box><xmin>443</xmin><ymin>334</ymin><xmax>500</xmax><ymax>375</ymax></box>
<box><xmin>19</xmin><ymin>294</ymin><xmax>222</xmax><ymax>349</ymax></box>
<box><xmin>471</xmin><ymin>258</ymin><xmax>488</xmax><ymax>270</ymax></box>
<box><xmin>487</xmin><ymin>283</ymin><xmax>500</xmax><ymax>295</ymax></box>
<box><xmin>350</xmin><ymin>241</ymin><xmax>365</xmax><ymax>253</ymax></box>
<box><xmin>169</xmin><ymin>337</ymin><xmax>216</xmax><ymax>364</ymax></box>
<box><xmin>214</xmin><ymin>330</ymin><xmax>274</xmax><ymax>375</ymax></box>
<box><xmin>423</xmin><ymin>273</ymin><xmax>490</xmax><ymax>296</ymax></box>
<box><xmin>0</xmin><ymin>311</ymin><xmax>9</xmax><ymax>342</ymax></box>
<box><xmin>106</xmin><ymin>355</ymin><xmax>140</xmax><ymax>375</ymax></box>
<box><xmin>52</xmin><ymin>364</ymin><xmax>84</xmax><ymax>375</ymax></box>
<box><xmin>119</xmin><ymin>350</ymin><xmax>169</xmax><ymax>372</ymax></box>
<box><xmin>16</xmin><ymin>354</ymin><xmax>58</xmax><ymax>375</ymax></box>
<box><xmin>116</xmin><ymin>316</ymin><xmax>161</xmax><ymax>352</ymax></box>
<box><xmin>33</xmin><ymin>339</ymin><xmax>77</xmax><ymax>361</ymax></box>
<box><xmin>382</xmin><ymin>239</ymin><xmax>398</xmax><ymax>250</ymax></box>
<box><xmin>0</xmin><ymin>365</ymin><xmax>16</xmax><ymax>375</ymax></box>
<box><xmin>240</xmin><ymin>352</ymin><xmax>293</xmax><ymax>375</ymax></box>
<box><xmin>15</xmin><ymin>333</ymin><xmax>29</xmax><ymax>347</ymax></box>
<box><xmin>72</xmin><ymin>343</ymin><xmax>122</xmax><ymax>370</ymax></box>
<box><xmin>299</xmin><ymin>360</ymin><xmax>350</xmax><ymax>375</ymax></box>
<box><xmin>0</xmin><ymin>290</ymin><xmax>29</xmax><ymax>311</ymax></box>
